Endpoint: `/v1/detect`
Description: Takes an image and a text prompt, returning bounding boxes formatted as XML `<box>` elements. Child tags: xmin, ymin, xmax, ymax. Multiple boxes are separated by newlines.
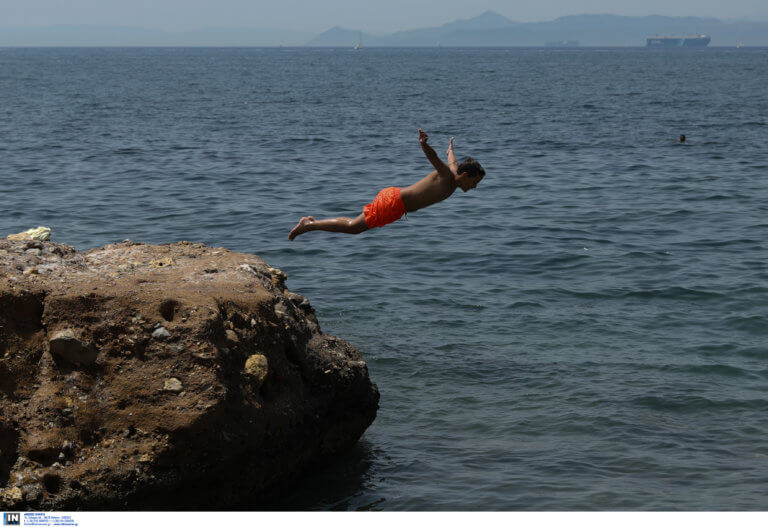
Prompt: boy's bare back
<box><xmin>401</xmin><ymin>130</ymin><xmax>481</xmax><ymax>212</ymax></box>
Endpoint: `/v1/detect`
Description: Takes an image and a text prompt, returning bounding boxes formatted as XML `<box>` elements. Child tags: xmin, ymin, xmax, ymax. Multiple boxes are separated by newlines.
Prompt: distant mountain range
<box><xmin>1</xmin><ymin>12</ymin><xmax>766</xmax><ymax>47</ymax></box>
<box><xmin>308</xmin><ymin>11</ymin><xmax>768</xmax><ymax>47</ymax></box>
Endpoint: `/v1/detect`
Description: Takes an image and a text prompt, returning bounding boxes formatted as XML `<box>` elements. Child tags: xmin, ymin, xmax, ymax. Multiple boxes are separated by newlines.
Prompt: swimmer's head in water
<box><xmin>456</xmin><ymin>157</ymin><xmax>485</xmax><ymax>192</ymax></box>
<box><xmin>680</xmin><ymin>134</ymin><xmax>686</xmax><ymax>142</ymax></box>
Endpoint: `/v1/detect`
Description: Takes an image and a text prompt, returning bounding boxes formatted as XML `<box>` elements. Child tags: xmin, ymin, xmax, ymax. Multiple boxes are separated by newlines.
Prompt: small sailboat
<box><xmin>353</xmin><ymin>32</ymin><xmax>362</xmax><ymax>50</ymax></box>
<box><xmin>737</xmin><ymin>41</ymin><xmax>744</xmax><ymax>48</ymax></box>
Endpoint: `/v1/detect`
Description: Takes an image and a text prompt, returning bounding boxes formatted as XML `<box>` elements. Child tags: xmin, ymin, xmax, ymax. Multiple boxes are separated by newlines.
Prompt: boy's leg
<box><xmin>289</xmin><ymin>213</ymin><xmax>368</xmax><ymax>240</ymax></box>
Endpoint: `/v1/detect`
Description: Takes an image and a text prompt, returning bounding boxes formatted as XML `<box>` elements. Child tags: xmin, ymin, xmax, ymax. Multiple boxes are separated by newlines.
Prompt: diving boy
<box><xmin>288</xmin><ymin>129</ymin><xmax>485</xmax><ymax>240</ymax></box>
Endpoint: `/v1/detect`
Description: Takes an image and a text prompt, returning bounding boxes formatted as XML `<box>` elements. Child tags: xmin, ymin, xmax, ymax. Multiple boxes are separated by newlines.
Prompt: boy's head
<box><xmin>456</xmin><ymin>157</ymin><xmax>485</xmax><ymax>192</ymax></box>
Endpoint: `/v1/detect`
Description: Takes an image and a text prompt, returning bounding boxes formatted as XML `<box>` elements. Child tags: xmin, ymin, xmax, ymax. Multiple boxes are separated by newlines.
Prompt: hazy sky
<box><xmin>3</xmin><ymin>0</ymin><xmax>768</xmax><ymax>32</ymax></box>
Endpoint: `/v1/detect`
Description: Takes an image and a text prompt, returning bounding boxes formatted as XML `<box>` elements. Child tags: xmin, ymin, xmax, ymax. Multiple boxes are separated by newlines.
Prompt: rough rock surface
<box><xmin>0</xmin><ymin>239</ymin><xmax>379</xmax><ymax>510</ymax></box>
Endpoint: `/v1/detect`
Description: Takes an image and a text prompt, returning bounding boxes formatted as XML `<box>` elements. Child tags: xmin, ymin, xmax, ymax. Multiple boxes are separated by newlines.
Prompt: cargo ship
<box><xmin>646</xmin><ymin>34</ymin><xmax>711</xmax><ymax>47</ymax></box>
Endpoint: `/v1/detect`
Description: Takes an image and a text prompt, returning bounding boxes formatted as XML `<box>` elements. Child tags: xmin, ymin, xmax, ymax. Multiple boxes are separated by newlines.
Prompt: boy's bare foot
<box><xmin>288</xmin><ymin>216</ymin><xmax>315</xmax><ymax>241</ymax></box>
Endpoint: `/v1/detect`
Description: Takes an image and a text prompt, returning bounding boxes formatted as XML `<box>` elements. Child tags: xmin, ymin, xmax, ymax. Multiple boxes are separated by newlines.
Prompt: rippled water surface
<box><xmin>2</xmin><ymin>47</ymin><xmax>768</xmax><ymax>510</ymax></box>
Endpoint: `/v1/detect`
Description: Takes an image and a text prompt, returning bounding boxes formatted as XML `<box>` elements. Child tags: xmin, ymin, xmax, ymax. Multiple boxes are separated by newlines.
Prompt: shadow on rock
<box><xmin>244</xmin><ymin>439</ymin><xmax>384</xmax><ymax>511</ymax></box>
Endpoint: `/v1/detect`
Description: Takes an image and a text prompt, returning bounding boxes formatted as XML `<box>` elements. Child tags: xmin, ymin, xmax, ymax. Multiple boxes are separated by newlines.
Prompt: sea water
<box><xmin>1</xmin><ymin>47</ymin><xmax>768</xmax><ymax>510</ymax></box>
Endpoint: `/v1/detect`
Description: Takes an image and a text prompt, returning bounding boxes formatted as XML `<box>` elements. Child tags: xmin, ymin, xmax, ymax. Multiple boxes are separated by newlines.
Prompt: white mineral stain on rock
<box><xmin>152</xmin><ymin>327</ymin><xmax>171</xmax><ymax>339</ymax></box>
<box><xmin>238</xmin><ymin>263</ymin><xmax>259</xmax><ymax>274</ymax></box>
<box><xmin>7</xmin><ymin>226</ymin><xmax>51</xmax><ymax>241</ymax></box>
<box><xmin>274</xmin><ymin>301</ymin><xmax>290</xmax><ymax>317</ymax></box>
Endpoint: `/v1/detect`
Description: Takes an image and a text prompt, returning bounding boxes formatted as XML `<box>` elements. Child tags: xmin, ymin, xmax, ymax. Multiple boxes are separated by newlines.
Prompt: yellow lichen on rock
<box><xmin>149</xmin><ymin>257</ymin><xmax>175</xmax><ymax>268</ymax></box>
<box><xmin>268</xmin><ymin>267</ymin><xmax>287</xmax><ymax>289</ymax></box>
<box><xmin>163</xmin><ymin>378</ymin><xmax>183</xmax><ymax>393</ymax></box>
<box><xmin>244</xmin><ymin>354</ymin><xmax>269</xmax><ymax>388</ymax></box>
<box><xmin>0</xmin><ymin>486</ymin><xmax>23</xmax><ymax>508</ymax></box>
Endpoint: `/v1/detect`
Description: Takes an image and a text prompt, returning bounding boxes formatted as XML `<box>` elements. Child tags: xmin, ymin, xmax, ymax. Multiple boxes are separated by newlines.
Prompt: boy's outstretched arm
<box><xmin>446</xmin><ymin>137</ymin><xmax>458</xmax><ymax>174</ymax></box>
<box><xmin>419</xmin><ymin>129</ymin><xmax>453</xmax><ymax>179</ymax></box>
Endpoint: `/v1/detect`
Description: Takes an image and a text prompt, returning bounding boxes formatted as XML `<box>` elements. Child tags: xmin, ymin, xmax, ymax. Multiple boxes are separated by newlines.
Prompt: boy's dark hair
<box><xmin>458</xmin><ymin>157</ymin><xmax>485</xmax><ymax>178</ymax></box>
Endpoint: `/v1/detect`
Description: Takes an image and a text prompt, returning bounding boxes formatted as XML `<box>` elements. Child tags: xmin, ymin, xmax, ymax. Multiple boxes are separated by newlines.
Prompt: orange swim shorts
<box><xmin>363</xmin><ymin>186</ymin><xmax>407</xmax><ymax>228</ymax></box>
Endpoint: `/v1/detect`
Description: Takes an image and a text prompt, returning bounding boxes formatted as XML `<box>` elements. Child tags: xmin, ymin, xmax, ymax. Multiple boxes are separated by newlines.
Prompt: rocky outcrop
<box><xmin>0</xmin><ymin>239</ymin><xmax>379</xmax><ymax>510</ymax></box>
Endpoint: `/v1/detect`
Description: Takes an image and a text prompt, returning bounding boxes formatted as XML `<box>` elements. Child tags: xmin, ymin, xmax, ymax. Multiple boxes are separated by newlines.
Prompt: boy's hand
<box><xmin>447</xmin><ymin>137</ymin><xmax>454</xmax><ymax>156</ymax></box>
<box><xmin>418</xmin><ymin>128</ymin><xmax>451</xmax><ymax>177</ymax></box>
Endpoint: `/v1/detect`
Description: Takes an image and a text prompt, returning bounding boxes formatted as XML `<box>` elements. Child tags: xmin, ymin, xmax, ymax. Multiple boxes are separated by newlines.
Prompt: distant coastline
<box><xmin>1</xmin><ymin>12</ymin><xmax>767</xmax><ymax>47</ymax></box>
<box><xmin>307</xmin><ymin>12</ymin><xmax>767</xmax><ymax>47</ymax></box>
